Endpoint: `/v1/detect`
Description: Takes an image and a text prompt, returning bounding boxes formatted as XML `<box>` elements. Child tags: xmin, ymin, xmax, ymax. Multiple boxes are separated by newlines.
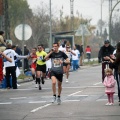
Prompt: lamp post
<box><xmin>109</xmin><ymin>0</ymin><xmax>120</xmax><ymax>43</ymax></box>
<box><xmin>49</xmin><ymin>0</ymin><xmax>52</xmax><ymax>49</ymax></box>
<box><xmin>100</xmin><ymin>0</ymin><xmax>104</xmax><ymax>37</ymax></box>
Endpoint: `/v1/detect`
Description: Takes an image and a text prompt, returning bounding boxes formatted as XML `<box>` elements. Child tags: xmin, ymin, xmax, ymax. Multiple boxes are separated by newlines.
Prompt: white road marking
<box><xmin>68</xmin><ymin>91</ymin><xmax>82</xmax><ymax>96</ymax></box>
<box><xmin>63</xmin><ymin>100</ymin><xmax>80</xmax><ymax>102</ymax></box>
<box><xmin>73</xmin><ymin>95</ymin><xmax>89</xmax><ymax>97</ymax></box>
<box><xmin>31</xmin><ymin>103</ymin><xmax>51</xmax><ymax>113</ymax></box>
<box><xmin>29</xmin><ymin>101</ymin><xmax>46</xmax><ymax>104</ymax></box>
<box><xmin>10</xmin><ymin>97</ymin><xmax>27</xmax><ymax>99</ymax></box>
<box><xmin>96</xmin><ymin>99</ymin><xmax>107</xmax><ymax>101</ymax></box>
<box><xmin>0</xmin><ymin>102</ymin><xmax>12</xmax><ymax>104</ymax></box>
<box><xmin>93</xmin><ymin>82</ymin><xmax>102</xmax><ymax>86</ymax></box>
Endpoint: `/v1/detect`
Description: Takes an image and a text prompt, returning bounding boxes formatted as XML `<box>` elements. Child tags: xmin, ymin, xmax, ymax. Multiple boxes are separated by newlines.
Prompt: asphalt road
<box><xmin>0</xmin><ymin>65</ymin><xmax>120</xmax><ymax>120</ymax></box>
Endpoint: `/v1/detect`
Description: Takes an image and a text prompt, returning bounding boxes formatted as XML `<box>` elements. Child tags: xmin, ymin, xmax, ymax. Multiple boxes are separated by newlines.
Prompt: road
<box><xmin>0</xmin><ymin>65</ymin><xmax>120</xmax><ymax>120</ymax></box>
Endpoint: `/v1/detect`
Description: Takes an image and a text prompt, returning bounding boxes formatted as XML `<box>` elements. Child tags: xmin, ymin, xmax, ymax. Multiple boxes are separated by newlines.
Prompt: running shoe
<box><xmin>52</xmin><ymin>96</ymin><xmax>56</xmax><ymax>103</ymax></box>
<box><xmin>57</xmin><ymin>97</ymin><xmax>61</xmax><ymax>105</ymax></box>
<box><xmin>105</xmin><ymin>102</ymin><xmax>110</xmax><ymax>105</ymax></box>
<box><xmin>39</xmin><ymin>84</ymin><xmax>42</xmax><ymax>90</ymax></box>
<box><xmin>66</xmin><ymin>79</ymin><xmax>68</xmax><ymax>83</ymax></box>
<box><xmin>35</xmin><ymin>84</ymin><xmax>38</xmax><ymax>88</ymax></box>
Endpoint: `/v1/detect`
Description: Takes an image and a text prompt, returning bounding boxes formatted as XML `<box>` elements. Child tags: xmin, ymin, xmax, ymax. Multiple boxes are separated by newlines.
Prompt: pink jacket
<box><xmin>103</xmin><ymin>75</ymin><xmax>116</xmax><ymax>93</ymax></box>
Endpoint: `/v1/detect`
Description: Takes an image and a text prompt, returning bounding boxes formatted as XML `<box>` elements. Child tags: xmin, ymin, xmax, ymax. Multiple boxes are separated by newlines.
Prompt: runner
<box><xmin>36</xmin><ymin>45</ymin><xmax>47</xmax><ymax>90</ymax></box>
<box><xmin>44</xmin><ymin>42</ymin><xmax>70</xmax><ymax>105</ymax></box>
<box><xmin>63</xmin><ymin>45</ymin><xmax>76</xmax><ymax>82</ymax></box>
<box><xmin>28</xmin><ymin>47</ymin><xmax>37</xmax><ymax>87</ymax></box>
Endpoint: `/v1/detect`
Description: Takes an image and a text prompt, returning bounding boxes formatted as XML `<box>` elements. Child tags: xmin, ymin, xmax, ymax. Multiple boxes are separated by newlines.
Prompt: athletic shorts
<box><xmin>36</xmin><ymin>64</ymin><xmax>46</xmax><ymax>73</ymax></box>
<box><xmin>50</xmin><ymin>71</ymin><xmax>63</xmax><ymax>82</ymax></box>
<box><xmin>30</xmin><ymin>63</ymin><xmax>36</xmax><ymax>70</ymax></box>
<box><xmin>63</xmin><ymin>62</ymin><xmax>71</xmax><ymax>66</ymax></box>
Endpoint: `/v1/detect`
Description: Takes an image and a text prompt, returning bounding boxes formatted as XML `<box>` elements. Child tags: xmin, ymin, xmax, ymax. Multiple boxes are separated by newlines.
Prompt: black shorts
<box><xmin>50</xmin><ymin>71</ymin><xmax>63</xmax><ymax>82</ymax></box>
<box><xmin>36</xmin><ymin>64</ymin><xmax>46</xmax><ymax>73</ymax></box>
<box><xmin>63</xmin><ymin>62</ymin><xmax>71</xmax><ymax>66</ymax></box>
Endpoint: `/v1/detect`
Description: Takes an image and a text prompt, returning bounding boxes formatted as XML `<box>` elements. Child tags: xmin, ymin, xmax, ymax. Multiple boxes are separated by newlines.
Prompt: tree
<box><xmin>102</xmin><ymin>28</ymin><xmax>108</xmax><ymax>40</ymax></box>
<box><xmin>8</xmin><ymin>0</ymin><xmax>32</xmax><ymax>45</ymax></box>
<box><xmin>97</xmin><ymin>19</ymin><xmax>106</xmax><ymax>36</ymax></box>
<box><xmin>111</xmin><ymin>22</ymin><xmax>120</xmax><ymax>42</ymax></box>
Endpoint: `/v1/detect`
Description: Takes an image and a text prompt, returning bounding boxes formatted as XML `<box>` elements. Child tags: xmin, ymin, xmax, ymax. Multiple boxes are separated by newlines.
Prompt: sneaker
<box><xmin>57</xmin><ymin>97</ymin><xmax>61</xmax><ymax>105</ymax></box>
<box><xmin>52</xmin><ymin>96</ymin><xmax>56</xmax><ymax>103</ymax></box>
<box><xmin>35</xmin><ymin>84</ymin><xmax>38</xmax><ymax>88</ymax></box>
<box><xmin>17</xmin><ymin>84</ymin><xmax>20</xmax><ymax>87</ymax></box>
<box><xmin>39</xmin><ymin>84</ymin><xmax>42</xmax><ymax>90</ymax></box>
<box><xmin>66</xmin><ymin>79</ymin><xmax>68</xmax><ymax>83</ymax></box>
<box><xmin>41</xmin><ymin>77</ymin><xmax>45</xmax><ymax>84</ymax></box>
<box><xmin>105</xmin><ymin>102</ymin><xmax>110</xmax><ymax>105</ymax></box>
<box><xmin>109</xmin><ymin>103</ymin><xmax>114</xmax><ymax>105</ymax></box>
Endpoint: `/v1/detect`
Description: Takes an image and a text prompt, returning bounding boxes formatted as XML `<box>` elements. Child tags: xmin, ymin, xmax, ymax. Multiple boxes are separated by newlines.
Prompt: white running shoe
<box><xmin>66</xmin><ymin>79</ymin><xmax>68</xmax><ymax>83</ymax></box>
<box><xmin>109</xmin><ymin>103</ymin><xmax>114</xmax><ymax>105</ymax></box>
<box><xmin>17</xmin><ymin>84</ymin><xmax>20</xmax><ymax>87</ymax></box>
<box><xmin>105</xmin><ymin>102</ymin><xmax>110</xmax><ymax>105</ymax></box>
<box><xmin>57</xmin><ymin>97</ymin><xmax>61</xmax><ymax>105</ymax></box>
<box><xmin>52</xmin><ymin>96</ymin><xmax>56</xmax><ymax>103</ymax></box>
<box><xmin>35</xmin><ymin>84</ymin><xmax>38</xmax><ymax>88</ymax></box>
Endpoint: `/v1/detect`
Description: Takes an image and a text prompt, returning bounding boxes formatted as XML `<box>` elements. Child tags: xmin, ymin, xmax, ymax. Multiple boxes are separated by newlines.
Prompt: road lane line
<box><xmin>68</xmin><ymin>91</ymin><xmax>82</xmax><ymax>96</ymax></box>
<box><xmin>73</xmin><ymin>95</ymin><xmax>89</xmax><ymax>97</ymax></box>
<box><xmin>63</xmin><ymin>100</ymin><xmax>80</xmax><ymax>102</ymax></box>
<box><xmin>10</xmin><ymin>97</ymin><xmax>27</xmax><ymax>99</ymax></box>
<box><xmin>96</xmin><ymin>99</ymin><xmax>107</xmax><ymax>101</ymax></box>
<box><xmin>31</xmin><ymin>103</ymin><xmax>51</xmax><ymax>113</ymax></box>
<box><xmin>29</xmin><ymin>101</ymin><xmax>46</xmax><ymax>103</ymax></box>
<box><xmin>93</xmin><ymin>82</ymin><xmax>102</xmax><ymax>85</ymax></box>
<box><xmin>0</xmin><ymin>102</ymin><xmax>12</xmax><ymax>104</ymax></box>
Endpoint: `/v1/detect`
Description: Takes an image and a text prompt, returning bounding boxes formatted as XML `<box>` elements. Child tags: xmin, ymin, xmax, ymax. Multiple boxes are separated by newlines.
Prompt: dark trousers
<box><xmin>102</xmin><ymin>62</ymin><xmax>113</xmax><ymax>82</ymax></box>
<box><xmin>6</xmin><ymin>66</ymin><xmax>17</xmax><ymax>89</ymax></box>
<box><xmin>114</xmin><ymin>69</ymin><xmax>120</xmax><ymax>100</ymax></box>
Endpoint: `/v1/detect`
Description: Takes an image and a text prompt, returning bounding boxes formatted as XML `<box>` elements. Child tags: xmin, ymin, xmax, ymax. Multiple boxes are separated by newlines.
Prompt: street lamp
<box><xmin>100</xmin><ymin>0</ymin><xmax>104</xmax><ymax>36</ymax></box>
<box><xmin>109</xmin><ymin>0</ymin><xmax>120</xmax><ymax>43</ymax></box>
<box><xmin>49</xmin><ymin>0</ymin><xmax>52</xmax><ymax>49</ymax></box>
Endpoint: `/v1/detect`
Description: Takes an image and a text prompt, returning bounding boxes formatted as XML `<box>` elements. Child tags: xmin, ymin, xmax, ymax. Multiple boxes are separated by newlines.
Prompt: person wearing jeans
<box><xmin>71</xmin><ymin>46</ymin><xmax>80</xmax><ymax>71</ymax></box>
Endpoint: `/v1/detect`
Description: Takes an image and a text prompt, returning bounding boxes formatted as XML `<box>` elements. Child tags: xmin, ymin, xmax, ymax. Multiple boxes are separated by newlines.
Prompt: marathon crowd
<box><xmin>0</xmin><ymin>30</ymin><xmax>120</xmax><ymax>105</ymax></box>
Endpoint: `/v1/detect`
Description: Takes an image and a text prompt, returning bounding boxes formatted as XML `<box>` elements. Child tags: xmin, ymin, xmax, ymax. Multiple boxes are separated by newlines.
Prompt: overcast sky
<box><xmin>27</xmin><ymin>0</ymin><xmax>119</xmax><ymax>25</ymax></box>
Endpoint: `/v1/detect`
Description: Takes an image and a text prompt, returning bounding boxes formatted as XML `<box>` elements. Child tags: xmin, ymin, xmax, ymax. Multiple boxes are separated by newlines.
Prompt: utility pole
<box><xmin>100</xmin><ymin>0</ymin><xmax>104</xmax><ymax>38</ymax></box>
<box><xmin>109</xmin><ymin>0</ymin><xmax>120</xmax><ymax>43</ymax></box>
<box><xmin>49</xmin><ymin>0</ymin><xmax>52</xmax><ymax>49</ymax></box>
<box><xmin>3</xmin><ymin>0</ymin><xmax>10</xmax><ymax>39</ymax></box>
<box><xmin>70</xmin><ymin>0</ymin><xmax>74</xmax><ymax>30</ymax></box>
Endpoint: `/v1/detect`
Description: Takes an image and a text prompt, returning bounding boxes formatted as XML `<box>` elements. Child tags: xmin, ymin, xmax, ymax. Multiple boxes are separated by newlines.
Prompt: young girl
<box><xmin>103</xmin><ymin>68</ymin><xmax>116</xmax><ymax>105</ymax></box>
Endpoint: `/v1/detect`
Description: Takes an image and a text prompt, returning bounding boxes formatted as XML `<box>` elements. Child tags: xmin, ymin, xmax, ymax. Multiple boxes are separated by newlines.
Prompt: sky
<box><xmin>27</xmin><ymin>0</ymin><xmax>119</xmax><ymax>25</ymax></box>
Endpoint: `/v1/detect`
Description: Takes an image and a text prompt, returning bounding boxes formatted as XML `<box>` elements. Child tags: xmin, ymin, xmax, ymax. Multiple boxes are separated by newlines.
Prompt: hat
<box><xmin>104</xmin><ymin>39</ymin><xmax>110</xmax><ymax>44</ymax></box>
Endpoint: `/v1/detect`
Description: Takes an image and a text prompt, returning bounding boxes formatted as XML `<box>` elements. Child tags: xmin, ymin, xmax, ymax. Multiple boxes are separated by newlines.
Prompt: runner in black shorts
<box><xmin>44</xmin><ymin>42</ymin><xmax>70</xmax><ymax>105</ymax></box>
<box><xmin>36</xmin><ymin>45</ymin><xmax>47</xmax><ymax>90</ymax></box>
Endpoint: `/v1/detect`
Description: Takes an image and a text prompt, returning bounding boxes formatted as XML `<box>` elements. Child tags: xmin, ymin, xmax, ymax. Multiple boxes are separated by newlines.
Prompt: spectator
<box><xmin>79</xmin><ymin>44</ymin><xmax>84</xmax><ymax>66</ymax></box>
<box><xmin>0</xmin><ymin>31</ymin><xmax>6</xmax><ymax>52</ymax></box>
<box><xmin>71</xmin><ymin>45</ymin><xmax>80</xmax><ymax>71</ymax></box>
<box><xmin>3</xmin><ymin>43</ymin><xmax>17</xmax><ymax>89</ymax></box>
<box><xmin>98</xmin><ymin>39</ymin><xmax>115</xmax><ymax>82</ymax></box>
<box><xmin>24</xmin><ymin>45</ymin><xmax>29</xmax><ymax>71</ymax></box>
<box><xmin>15</xmin><ymin>45</ymin><xmax>22</xmax><ymax>67</ymax></box>
<box><xmin>85</xmin><ymin>45</ymin><xmax>91</xmax><ymax>62</ymax></box>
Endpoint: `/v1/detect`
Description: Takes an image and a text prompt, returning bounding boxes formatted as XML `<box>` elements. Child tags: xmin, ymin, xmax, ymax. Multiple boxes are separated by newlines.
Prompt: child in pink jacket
<box><xmin>103</xmin><ymin>68</ymin><xmax>116</xmax><ymax>105</ymax></box>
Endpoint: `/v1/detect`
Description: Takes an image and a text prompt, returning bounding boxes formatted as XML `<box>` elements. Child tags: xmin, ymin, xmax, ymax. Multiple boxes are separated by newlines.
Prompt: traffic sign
<box><xmin>75</xmin><ymin>24</ymin><xmax>91</xmax><ymax>36</ymax></box>
<box><xmin>14</xmin><ymin>24</ymin><xmax>32</xmax><ymax>41</ymax></box>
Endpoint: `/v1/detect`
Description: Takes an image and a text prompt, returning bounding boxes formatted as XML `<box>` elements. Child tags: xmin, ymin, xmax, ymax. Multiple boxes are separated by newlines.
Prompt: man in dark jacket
<box><xmin>24</xmin><ymin>45</ymin><xmax>29</xmax><ymax>71</ymax></box>
<box><xmin>98</xmin><ymin>39</ymin><xmax>115</xmax><ymax>82</ymax></box>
